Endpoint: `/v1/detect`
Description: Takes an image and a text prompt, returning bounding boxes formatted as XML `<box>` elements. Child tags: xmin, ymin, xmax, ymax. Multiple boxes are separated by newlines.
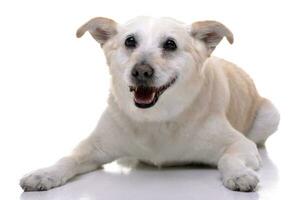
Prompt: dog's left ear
<box><xmin>190</xmin><ymin>21</ymin><xmax>234</xmax><ymax>55</ymax></box>
<box><xmin>76</xmin><ymin>17</ymin><xmax>118</xmax><ymax>45</ymax></box>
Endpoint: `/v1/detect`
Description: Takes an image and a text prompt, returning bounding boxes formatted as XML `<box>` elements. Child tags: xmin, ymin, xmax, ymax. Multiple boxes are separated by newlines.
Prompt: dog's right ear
<box><xmin>190</xmin><ymin>21</ymin><xmax>234</xmax><ymax>55</ymax></box>
<box><xmin>76</xmin><ymin>17</ymin><xmax>118</xmax><ymax>45</ymax></box>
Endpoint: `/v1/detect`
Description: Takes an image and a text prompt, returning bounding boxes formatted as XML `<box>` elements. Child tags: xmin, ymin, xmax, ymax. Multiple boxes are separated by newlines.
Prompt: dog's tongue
<box><xmin>134</xmin><ymin>87</ymin><xmax>156</xmax><ymax>105</ymax></box>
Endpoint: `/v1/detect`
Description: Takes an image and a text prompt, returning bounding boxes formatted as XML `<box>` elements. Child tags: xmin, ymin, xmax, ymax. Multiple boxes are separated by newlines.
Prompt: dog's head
<box><xmin>77</xmin><ymin>16</ymin><xmax>233</xmax><ymax>121</ymax></box>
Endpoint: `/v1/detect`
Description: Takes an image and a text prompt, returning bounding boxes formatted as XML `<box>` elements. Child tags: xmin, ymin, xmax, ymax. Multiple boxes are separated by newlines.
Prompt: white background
<box><xmin>0</xmin><ymin>0</ymin><xmax>300</xmax><ymax>199</ymax></box>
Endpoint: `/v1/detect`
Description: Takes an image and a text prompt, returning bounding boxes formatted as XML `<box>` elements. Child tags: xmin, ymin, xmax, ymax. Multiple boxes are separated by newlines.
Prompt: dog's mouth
<box><xmin>129</xmin><ymin>76</ymin><xmax>177</xmax><ymax>109</ymax></box>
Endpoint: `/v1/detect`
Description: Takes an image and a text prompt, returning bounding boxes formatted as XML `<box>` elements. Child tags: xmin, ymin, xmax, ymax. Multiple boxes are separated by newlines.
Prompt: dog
<box><xmin>20</xmin><ymin>16</ymin><xmax>280</xmax><ymax>192</ymax></box>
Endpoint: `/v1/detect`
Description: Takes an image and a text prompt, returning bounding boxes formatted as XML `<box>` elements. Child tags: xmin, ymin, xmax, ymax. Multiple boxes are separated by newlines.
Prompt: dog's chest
<box><xmin>127</xmin><ymin>121</ymin><xmax>220</xmax><ymax>165</ymax></box>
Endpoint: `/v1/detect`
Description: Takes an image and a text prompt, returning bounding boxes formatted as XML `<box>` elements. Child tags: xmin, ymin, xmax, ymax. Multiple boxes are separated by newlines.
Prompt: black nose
<box><xmin>131</xmin><ymin>63</ymin><xmax>154</xmax><ymax>81</ymax></box>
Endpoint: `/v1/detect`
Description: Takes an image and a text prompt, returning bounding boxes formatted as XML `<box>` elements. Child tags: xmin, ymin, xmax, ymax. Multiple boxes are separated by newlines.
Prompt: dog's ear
<box><xmin>76</xmin><ymin>17</ymin><xmax>117</xmax><ymax>45</ymax></box>
<box><xmin>190</xmin><ymin>21</ymin><xmax>234</xmax><ymax>55</ymax></box>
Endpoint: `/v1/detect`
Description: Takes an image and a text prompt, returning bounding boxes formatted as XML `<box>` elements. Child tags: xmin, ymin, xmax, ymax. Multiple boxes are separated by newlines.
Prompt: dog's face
<box><xmin>77</xmin><ymin>17</ymin><xmax>233</xmax><ymax>121</ymax></box>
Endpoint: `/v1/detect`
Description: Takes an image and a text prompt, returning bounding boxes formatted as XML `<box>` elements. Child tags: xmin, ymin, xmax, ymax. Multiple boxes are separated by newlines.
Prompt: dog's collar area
<box><xmin>129</xmin><ymin>76</ymin><xmax>177</xmax><ymax>109</ymax></box>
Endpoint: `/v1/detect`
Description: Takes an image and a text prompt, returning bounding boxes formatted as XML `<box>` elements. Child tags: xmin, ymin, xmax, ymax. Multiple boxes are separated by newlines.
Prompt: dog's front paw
<box><xmin>20</xmin><ymin>168</ymin><xmax>65</xmax><ymax>191</ymax></box>
<box><xmin>222</xmin><ymin>169</ymin><xmax>259</xmax><ymax>192</ymax></box>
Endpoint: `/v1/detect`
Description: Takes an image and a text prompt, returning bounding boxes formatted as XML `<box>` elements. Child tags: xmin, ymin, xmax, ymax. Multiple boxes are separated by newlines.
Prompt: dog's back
<box><xmin>220</xmin><ymin>58</ymin><xmax>263</xmax><ymax>133</ymax></box>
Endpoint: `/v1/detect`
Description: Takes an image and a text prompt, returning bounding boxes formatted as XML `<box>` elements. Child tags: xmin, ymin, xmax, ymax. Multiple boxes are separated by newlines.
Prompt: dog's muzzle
<box><xmin>129</xmin><ymin>77</ymin><xmax>177</xmax><ymax>109</ymax></box>
<box><xmin>129</xmin><ymin>62</ymin><xmax>177</xmax><ymax>109</ymax></box>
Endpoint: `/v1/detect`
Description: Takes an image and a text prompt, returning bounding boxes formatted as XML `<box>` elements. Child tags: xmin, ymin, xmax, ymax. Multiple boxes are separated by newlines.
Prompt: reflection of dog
<box><xmin>20</xmin><ymin>16</ymin><xmax>280</xmax><ymax>192</ymax></box>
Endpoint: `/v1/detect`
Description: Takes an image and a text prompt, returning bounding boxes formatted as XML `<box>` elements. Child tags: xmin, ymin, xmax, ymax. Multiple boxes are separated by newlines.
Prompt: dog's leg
<box><xmin>218</xmin><ymin>134</ymin><xmax>262</xmax><ymax>192</ymax></box>
<box><xmin>246</xmin><ymin>98</ymin><xmax>280</xmax><ymax>146</ymax></box>
<box><xmin>203</xmin><ymin>116</ymin><xmax>262</xmax><ymax>192</ymax></box>
<box><xmin>20</xmin><ymin>110</ymin><xmax>123</xmax><ymax>191</ymax></box>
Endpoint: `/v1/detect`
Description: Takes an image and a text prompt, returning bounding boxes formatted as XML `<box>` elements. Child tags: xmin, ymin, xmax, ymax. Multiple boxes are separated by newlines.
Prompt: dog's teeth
<box><xmin>129</xmin><ymin>86</ymin><xmax>138</xmax><ymax>92</ymax></box>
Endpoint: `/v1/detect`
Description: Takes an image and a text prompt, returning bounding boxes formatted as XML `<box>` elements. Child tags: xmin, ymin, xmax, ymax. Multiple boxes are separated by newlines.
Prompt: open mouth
<box><xmin>129</xmin><ymin>76</ymin><xmax>177</xmax><ymax>109</ymax></box>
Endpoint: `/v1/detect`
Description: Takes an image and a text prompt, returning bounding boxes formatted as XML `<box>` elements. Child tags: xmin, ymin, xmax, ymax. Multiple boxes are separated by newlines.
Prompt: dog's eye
<box><xmin>163</xmin><ymin>39</ymin><xmax>177</xmax><ymax>51</ymax></box>
<box><xmin>125</xmin><ymin>36</ymin><xmax>137</xmax><ymax>48</ymax></box>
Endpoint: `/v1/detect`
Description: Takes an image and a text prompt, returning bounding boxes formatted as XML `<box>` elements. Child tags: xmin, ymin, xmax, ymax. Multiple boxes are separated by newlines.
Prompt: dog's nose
<box><xmin>131</xmin><ymin>63</ymin><xmax>154</xmax><ymax>81</ymax></box>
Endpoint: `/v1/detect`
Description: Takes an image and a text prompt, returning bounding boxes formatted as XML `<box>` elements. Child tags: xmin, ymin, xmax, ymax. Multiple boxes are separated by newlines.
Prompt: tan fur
<box><xmin>182</xmin><ymin>56</ymin><xmax>262</xmax><ymax>135</ymax></box>
<box><xmin>220</xmin><ymin>59</ymin><xmax>263</xmax><ymax>133</ymax></box>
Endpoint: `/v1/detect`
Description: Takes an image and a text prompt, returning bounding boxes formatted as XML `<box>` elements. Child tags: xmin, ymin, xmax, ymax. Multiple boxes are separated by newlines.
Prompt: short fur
<box><xmin>20</xmin><ymin>16</ymin><xmax>280</xmax><ymax>192</ymax></box>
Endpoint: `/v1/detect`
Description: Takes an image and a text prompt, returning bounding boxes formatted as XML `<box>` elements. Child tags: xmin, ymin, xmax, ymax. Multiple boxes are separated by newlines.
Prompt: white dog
<box><xmin>20</xmin><ymin>16</ymin><xmax>280</xmax><ymax>192</ymax></box>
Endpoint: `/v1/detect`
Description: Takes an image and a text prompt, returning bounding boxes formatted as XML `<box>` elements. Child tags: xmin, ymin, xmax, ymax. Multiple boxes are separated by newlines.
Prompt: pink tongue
<box><xmin>134</xmin><ymin>87</ymin><xmax>155</xmax><ymax>104</ymax></box>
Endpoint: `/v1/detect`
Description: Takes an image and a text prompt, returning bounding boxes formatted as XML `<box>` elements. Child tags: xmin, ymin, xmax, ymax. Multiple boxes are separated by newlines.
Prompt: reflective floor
<box><xmin>19</xmin><ymin>148</ymin><xmax>290</xmax><ymax>200</ymax></box>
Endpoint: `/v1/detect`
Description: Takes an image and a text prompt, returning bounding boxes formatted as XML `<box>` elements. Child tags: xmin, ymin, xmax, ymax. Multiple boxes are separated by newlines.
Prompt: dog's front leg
<box><xmin>217</xmin><ymin>125</ymin><xmax>262</xmax><ymax>192</ymax></box>
<box><xmin>203</xmin><ymin>116</ymin><xmax>262</xmax><ymax>192</ymax></box>
<box><xmin>20</xmin><ymin>109</ymin><xmax>124</xmax><ymax>191</ymax></box>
